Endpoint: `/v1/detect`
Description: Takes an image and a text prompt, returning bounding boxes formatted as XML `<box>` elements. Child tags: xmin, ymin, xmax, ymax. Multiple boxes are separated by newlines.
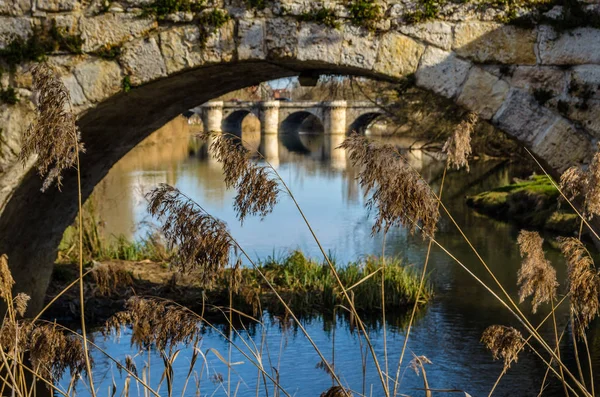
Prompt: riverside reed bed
<box><xmin>2</xmin><ymin>62</ymin><xmax>600</xmax><ymax>397</ymax></box>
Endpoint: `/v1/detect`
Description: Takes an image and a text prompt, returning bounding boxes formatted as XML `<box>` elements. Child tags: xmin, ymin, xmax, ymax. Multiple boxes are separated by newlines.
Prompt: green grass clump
<box><xmin>197</xmin><ymin>9</ymin><xmax>232</xmax><ymax>47</ymax></box>
<box><xmin>405</xmin><ymin>0</ymin><xmax>446</xmax><ymax>23</ymax></box>
<box><xmin>298</xmin><ymin>8</ymin><xmax>340</xmax><ymax>29</ymax></box>
<box><xmin>121</xmin><ymin>76</ymin><xmax>132</xmax><ymax>92</ymax></box>
<box><xmin>93</xmin><ymin>43</ymin><xmax>122</xmax><ymax>60</ymax></box>
<box><xmin>141</xmin><ymin>0</ymin><xmax>205</xmax><ymax>19</ymax></box>
<box><xmin>245</xmin><ymin>0</ymin><xmax>266</xmax><ymax>10</ymax></box>
<box><xmin>0</xmin><ymin>87</ymin><xmax>19</xmax><ymax>105</ymax></box>
<box><xmin>348</xmin><ymin>0</ymin><xmax>382</xmax><ymax>30</ymax></box>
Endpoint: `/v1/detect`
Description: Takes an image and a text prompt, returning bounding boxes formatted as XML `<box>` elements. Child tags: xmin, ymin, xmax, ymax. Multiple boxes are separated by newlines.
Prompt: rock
<box><xmin>296</xmin><ymin>22</ymin><xmax>343</xmax><ymax>64</ymax></box>
<box><xmin>509</xmin><ymin>66</ymin><xmax>566</xmax><ymax>96</ymax></box>
<box><xmin>79</xmin><ymin>13</ymin><xmax>157</xmax><ymax>52</ymax></box>
<box><xmin>0</xmin><ymin>0</ymin><xmax>31</xmax><ymax>16</ymax></box>
<box><xmin>560</xmin><ymin>98</ymin><xmax>600</xmax><ymax>138</ymax></box>
<box><xmin>159</xmin><ymin>26</ymin><xmax>204</xmax><ymax>74</ymax></box>
<box><xmin>265</xmin><ymin>18</ymin><xmax>298</xmax><ymax>59</ymax></box>
<box><xmin>398</xmin><ymin>21</ymin><xmax>453</xmax><ymax>50</ymax></box>
<box><xmin>453</xmin><ymin>22</ymin><xmax>537</xmax><ymax>64</ymax></box>
<box><xmin>493</xmin><ymin>89</ymin><xmax>558</xmax><ymax>145</ymax></box>
<box><xmin>0</xmin><ymin>17</ymin><xmax>32</xmax><ymax>48</ymax></box>
<box><xmin>120</xmin><ymin>36</ymin><xmax>167</xmax><ymax>85</ymax></box>
<box><xmin>415</xmin><ymin>46</ymin><xmax>471</xmax><ymax>99</ymax></box>
<box><xmin>533</xmin><ymin>117</ymin><xmax>592</xmax><ymax>171</ymax></box>
<box><xmin>237</xmin><ymin>19</ymin><xmax>266</xmax><ymax>61</ymax></box>
<box><xmin>457</xmin><ymin>67</ymin><xmax>509</xmax><ymax>120</ymax></box>
<box><xmin>201</xmin><ymin>19</ymin><xmax>235</xmax><ymax>64</ymax></box>
<box><xmin>570</xmin><ymin>65</ymin><xmax>600</xmax><ymax>100</ymax></box>
<box><xmin>73</xmin><ymin>59</ymin><xmax>122</xmax><ymax>103</ymax></box>
<box><xmin>373</xmin><ymin>32</ymin><xmax>424</xmax><ymax>78</ymax></box>
<box><xmin>538</xmin><ymin>26</ymin><xmax>600</xmax><ymax>65</ymax></box>
<box><xmin>340</xmin><ymin>25</ymin><xmax>379</xmax><ymax>69</ymax></box>
<box><xmin>36</xmin><ymin>0</ymin><xmax>79</xmax><ymax>12</ymax></box>
<box><xmin>61</xmin><ymin>74</ymin><xmax>87</xmax><ymax>106</ymax></box>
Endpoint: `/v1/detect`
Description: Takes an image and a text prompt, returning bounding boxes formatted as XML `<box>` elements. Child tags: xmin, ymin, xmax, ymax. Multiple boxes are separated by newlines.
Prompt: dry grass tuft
<box><xmin>91</xmin><ymin>262</ymin><xmax>134</xmax><ymax>296</ymax></box>
<box><xmin>104</xmin><ymin>297</ymin><xmax>202</xmax><ymax>352</ymax></box>
<box><xmin>559</xmin><ymin>237</ymin><xmax>600</xmax><ymax>337</ymax></box>
<box><xmin>443</xmin><ymin>111</ymin><xmax>478</xmax><ymax>171</ymax></box>
<box><xmin>516</xmin><ymin>230</ymin><xmax>557</xmax><ymax>313</ymax></box>
<box><xmin>18</xmin><ymin>63</ymin><xmax>84</xmax><ymax>191</ymax></box>
<box><xmin>199</xmin><ymin>132</ymin><xmax>279</xmax><ymax>222</ymax></box>
<box><xmin>481</xmin><ymin>325</ymin><xmax>523</xmax><ymax>370</ymax></box>
<box><xmin>147</xmin><ymin>184</ymin><xmax>232</xmax><ymax>286</ymax></box>
<box><xmin>559</xmin><ymin>144</ymin><xmax>600</xmax><ymax>219</ymax></box>
<box><xmin>340</xmin><ymin>134</ymin><xmax>439</xmax><ymax>237</ymax></box>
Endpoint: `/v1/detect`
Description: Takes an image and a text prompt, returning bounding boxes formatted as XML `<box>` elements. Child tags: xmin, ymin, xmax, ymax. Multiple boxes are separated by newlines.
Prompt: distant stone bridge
<box><xmin>199</xmin><ymin>100</ymin><xmax>384</xmax><ymax>135</ymax></box>
<box><xmin>2</xmin><ymin>0</ymin><xmax>600</xmax><ymax>313</ymax></box>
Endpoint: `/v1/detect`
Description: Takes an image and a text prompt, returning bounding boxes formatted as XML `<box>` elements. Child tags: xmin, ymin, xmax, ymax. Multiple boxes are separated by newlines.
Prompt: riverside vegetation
<box><xmin>2</xmin><ymin>62</ymin><xmax>600</xmax><ymax>397</ymax></box>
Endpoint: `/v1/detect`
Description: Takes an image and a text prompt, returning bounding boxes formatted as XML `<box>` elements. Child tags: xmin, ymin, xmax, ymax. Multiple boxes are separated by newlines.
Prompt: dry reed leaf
<box><xmin>104</xmin><ymin>297</ymin><xmax>202</xmax><ymax>352</ymax></box>
<box><xmin>19</xmin><ymin>63</ymin><xmax>85</xmax><ymax>191</ymax></box>
<box><xmin>147</xmin><ymin>184</ymin><xmax>232</xmax><ymax>286</ymax></box>
<box><xmin>516</xmin><ymin>230</ymin><xmax>557</xmax><ymax>313</ymax></box>
<box><xmin>443</xmin><ymin>112</ymin><xmax>478</xmax><ymax>171</ymax></box>
<box><xmin>559</xmin><ymin>237</ymin><xmax>600</xmax><ymax>337</ymax></box>
<box><xmin>340</xmin><ymin>134</ymin><xmax>439</xmax><ymax>237</ymax></box>
<box><xmin>481</xmin><ymin>325</ymin><xmax>523</xmax><ymax>370</ymax></box>
<box><xmin>198</xmin><ymin>131</ymin><xmax>279</xmax><ymax>222</ymax></box>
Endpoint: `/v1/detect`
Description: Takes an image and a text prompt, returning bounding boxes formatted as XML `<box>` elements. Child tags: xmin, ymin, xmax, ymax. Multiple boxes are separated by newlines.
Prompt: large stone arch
<box><xmin>279</xmin><ymin>110</ymin><xmax>325</xmax><ymax>135</ymax></box>
<box><xmin>1</xmin><ymin>1</ymin><xmax>599</xmax><ymax>311</ymax></box>
<box><xmin>222</xmin><ymin>109</ymin><xmax>260</xmax><ymax>136</ymax></box>
<box><xmin>348</xmin><ymin>111</ymin><xmax>385</xmax><ymax>134</ymax></box>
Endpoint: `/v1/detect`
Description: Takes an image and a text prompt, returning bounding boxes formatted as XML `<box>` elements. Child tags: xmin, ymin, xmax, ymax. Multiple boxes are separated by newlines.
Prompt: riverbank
<box><xmin>465</xmin><ymin>174</ymin><xmax>579</xmax><ymax>235</ymax></box>
<box><xmin>44</xmin><ymin>250</ymin><xmax>431</xmax><ymax>328</ymax></box>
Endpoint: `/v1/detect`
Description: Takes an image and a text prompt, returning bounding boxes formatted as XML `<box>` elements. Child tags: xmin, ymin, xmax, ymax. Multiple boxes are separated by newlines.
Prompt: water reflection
<box><xmin>84</xmin><ymin>116</ymin><xmax>580</xmax><ymax>397</ymax></box>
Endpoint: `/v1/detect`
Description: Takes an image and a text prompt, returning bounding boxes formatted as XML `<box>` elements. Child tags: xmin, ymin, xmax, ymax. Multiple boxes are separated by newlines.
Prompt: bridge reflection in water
<box><xmin>89</xmin><ymin>115</ymin><xmax>436</xmax><ymax>243</ymax></box>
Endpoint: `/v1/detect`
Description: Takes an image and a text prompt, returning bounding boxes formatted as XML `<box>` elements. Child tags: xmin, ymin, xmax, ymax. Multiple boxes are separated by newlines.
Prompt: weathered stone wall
<box><xmin>2</xmin><ymin>0</ymin><xmax>600</xmax><ymax>311</ymax></box>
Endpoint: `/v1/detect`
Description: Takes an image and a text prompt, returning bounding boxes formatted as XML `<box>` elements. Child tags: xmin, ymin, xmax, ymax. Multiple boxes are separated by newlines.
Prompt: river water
<box><xmin>72</xmin><ymin>116</ymin><xmax>592</xmax><ymax>397</ymax></box>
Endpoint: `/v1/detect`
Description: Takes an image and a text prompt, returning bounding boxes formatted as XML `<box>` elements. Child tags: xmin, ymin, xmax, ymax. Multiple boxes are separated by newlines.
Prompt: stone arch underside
<box><xmin>222</xmin><ymin>109</ymin><xmax>260</xmax><ymax>136</ymax></box>
<box><xmin>348</xmin><ymin>112</ymin><xmax>385</xmax><ymax>134</ymax></box>
<box><xmin>1</xmin><ymin>11</ymin><xmax>600</xmax><ymax>312</ymax></box>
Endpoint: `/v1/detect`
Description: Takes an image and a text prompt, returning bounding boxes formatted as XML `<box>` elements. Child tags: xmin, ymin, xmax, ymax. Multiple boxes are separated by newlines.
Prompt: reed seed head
<box><xmin>585</xmin><ymin>147</ymin><xmax>600</xmax><ymax>217</ymax></box>
<box><xmin>340</xmin><ymin>134</ymin><xmax>439</xmax><ymax>237</ymax></box>
<box><xmin>0</xmin><ymin>254</ymin><xmax>14</xmax><ymax>302</ymax></box>
<box><xmin>19</xmin><ymin>63</ymin><xmax>85</xmax><ymax>191</ymax></box>
<box><xmin>319</xmin><ymin>386</ymin><xmax>353</xmax><ymax>397</ymax></box>
<box><xmin>443</xmin><ymin>112</ymin><xmax>478</xmax><ymax>171</ymax></box>
<box><xmin>559</xmin><ymin>144</ymin><xmax>600</xmax><ymax>219</ymax></box>
<box><xmin>559</xmin><ymin>237</ymin><xmax>600</xmax><ymax>337</ymax></box>
<box><xmin>198</xmin><ymin>132</ymin><xmax>279</xmax><ymax>222</ymax></box>
<box><xmin>147</xmin><ymin>184</ymin><xmax>232</xmax><ymax>286</ymax></box>
<box><xmin>516</xmin><ymin>230</ymin><xmax>557</xmax><ymax>313</ymax></box>
<box><xmin>409</xmin><ymin>354</ymin><xmax>432</xmax><ymax>376</ymax></box>
<box><xmin>560</xmin><ymin>166</ymin><xmax>587</xmax><ymax>202</ymax></box>
<box><xmin>14</xmin><ymin>293</ymin><xmax>30</xmax><ymax>317</ymax></box>
<box><xmin>481</xmin><ymin>325</ymin><xmax>523</xmax><ymax>370</ymax></box>
<box><xmin>105</xmin><ymin>297</ymin><xmax>203</xmax><ymax>352</ymax></box>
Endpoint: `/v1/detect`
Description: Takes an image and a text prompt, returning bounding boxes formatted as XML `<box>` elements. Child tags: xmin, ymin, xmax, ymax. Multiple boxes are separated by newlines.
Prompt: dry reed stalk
<box><xmin>559</xmin><ymin>237</ymin><xmax>600</xmax><ymax>337</ymax></box>
<box><xmin>19</xmin><ymin>63</ymin><xmax>84</xmax><ymax>192</ymax></box>
<box><xmin>516</xmin><ymin>231</ymin><xmax>558</xmax><ymax>314</ymax></box>
<box><xmin>91</xmin><ymin>262</ymin><xmax>134</xmax><ymax>296</ymax></box>
<box><xmin>339</xmin><ymin>134</ymin><xmax>439</xmax><ymax>238</ymax></box>
<box><xmin>443</xmin><ymin>111</ymin><xmax>478</xmax><ymax>171</ymax></box>
<box><xmin>481</xmin><ymin>325</ymin><xmax>523</xmax><ymax>371</ymax></box>
<box><xmin>147</xmin><ymin>184</ymin><xmax>233</xmax><ymax>286</ymax></box>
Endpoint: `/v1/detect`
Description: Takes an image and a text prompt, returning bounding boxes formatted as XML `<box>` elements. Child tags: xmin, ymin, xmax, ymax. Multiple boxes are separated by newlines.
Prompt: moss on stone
<box><xmin>348</xmin><ymin>0</ymin><xmax>382</xmax><ymax>30</ymax></box>
<box><xmin>298</xmin><ymin>8</ymin><xmax>340</xmax><ymax>29</ymax></box>
<box><xmin>405</xmin><ymin>0</ymin><xmax>446</xmax><ymax>24</ymax></box>
<box><xmin>0</xmin><ymin>87</ymin><xmax>19</xmax><ymax>105</ymax></box>
<box><xmin>141</xmin><ymin>0</ymin><xmax>205</xmax><ymax>19</ymax></box>
<box><xmin>197</xmin><ymin>9</ymin><xmax>231</xmax><ymax>48</ymax></box>
<box><xmin>93</xmin><ymin>43</ymin><xmax>122</xmax><ymax>60</ymax></box>
<box><xmin>466</xmin><ymin>174</ymin><xmax>578</xmax><ymax>235</ymax></box>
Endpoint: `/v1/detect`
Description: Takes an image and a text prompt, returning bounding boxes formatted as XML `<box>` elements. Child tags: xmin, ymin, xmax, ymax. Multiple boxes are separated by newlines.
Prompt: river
<box><xmin>67</xmin><ymin>115</ymin><xmax>592</xmax><ymax>397</ymax></box>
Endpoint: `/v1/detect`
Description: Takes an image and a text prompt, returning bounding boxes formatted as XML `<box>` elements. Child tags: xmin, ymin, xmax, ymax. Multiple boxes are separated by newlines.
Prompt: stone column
<box><xmin>259</xmin><ymin>101</ymin><xmax>280</xmax><ymax>135</ymax></box>
<box><xmin>323</xmin><ymin>100</ymin><xmax>347</xmax><ymax>135</ymax></box>
<box><xmin>202</xmin><ymin>101</ymin><xmax>223</xmax><ymax>133</ymax></box>
<box><xmin>324</xmin><ymin>133</ymin><xmax>347</xmax><ymax>170</ymax></box>
<box><xmin>260</xmin><ymin>133</ymin><xmax>279</xmax><ymax>167</ymax></box>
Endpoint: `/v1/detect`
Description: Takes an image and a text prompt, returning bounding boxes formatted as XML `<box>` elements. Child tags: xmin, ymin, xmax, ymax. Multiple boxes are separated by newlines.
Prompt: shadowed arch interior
<box><xmin>348</xmin><ymin>112</ymin><xmax>385</xmax><ymax>135</ymax></box>
<box><xmin>222</xmin><ymin>109</ymin><xmax>260</xmax><ymax>136</ymax></box>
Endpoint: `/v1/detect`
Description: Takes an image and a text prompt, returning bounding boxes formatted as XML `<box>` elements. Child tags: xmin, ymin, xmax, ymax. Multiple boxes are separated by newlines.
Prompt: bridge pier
<box><xmin>324</xmin><ymin>101</ymin><xmax>347</xmax><ymax>135</ymax></box>
<box><xmin>202</xmin><ymin>101</ymin><xmax>224</xmax><ymax>133</ymax></box>
<box><xmin>259</xmin><ymin>101</ymin><xmax>280</xmax><ymax>135</ymax></box>
<box><xmin>260</xmin><ymin>133</ymin><xmax>280</xmax><ymax>167</ymax></box>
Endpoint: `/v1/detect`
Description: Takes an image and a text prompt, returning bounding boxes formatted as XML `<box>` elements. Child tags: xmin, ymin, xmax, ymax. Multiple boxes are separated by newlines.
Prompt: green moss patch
<box><xmin>466</xmin><ymin>174</ymin><xmax>578</xmax><ymax>235</ymax></box>
<box><xmin>298</xmin><ymin>8</ymin><xmax>340</xmax><ymax>29</ymax></box>
<box><xmin>141</xmin><ymin>0</ymin><xmax>205</xmax><ymax>19</ymax></box>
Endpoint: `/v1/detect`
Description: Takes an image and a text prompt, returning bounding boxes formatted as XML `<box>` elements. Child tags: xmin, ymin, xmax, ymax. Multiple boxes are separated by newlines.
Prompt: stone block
<box><xmin>73</xmin><ymin>59</ymin><xmax>122</xmax><ymax>103</ymax></box>
<box><xmin>296</xmin><ymin>22</ymin><xmax>343</xmax><ymax>64</ymax></box>
<box><xmin>539</xmin><ymin>26</ymin><xmax>600</xmax><ymax>65</ymax></box>
<box><xmin>340</xmin><ymin>25</ymin><xmax>379</xmax><ymax>69</ymax></box>
<box><xmin>0</xmin><ymin>17</ymin><xmax>32</xmax><ymax>48</ymax></box>
<box><xmin>159</xmin><ymin>26</ymin><xmax>203</xmax><ymax>74</ymax></box>
<box><xmin>373</xmin><ymin>32</ymin><xmax>424</xmax><ymax>78</ymax></box>
<box><xmin>457</xmin><ymin>67</ymin><xmax>509</xmax><ymax>119</ymax></box>
<box><xmin>570</xmin><ymin>65</ymin><xmax>600</xmax><ymax>99</ymax></box>
<box><xmin>201</xmin><ymin>19</ymin><xmax>235</xmax><ymax>64</ymax></box>
<box><xmin>237</xmin><ymin>19</ymin><xmax>266</xmax><ymax>60</ymax></box>
<box><xmin>120</xmin><ymin>36</ymin><xmax>167</xmax><ymax>85</ymax></box>
<box><xmin>36</xmin><ymin>0</ymin><xmax>79</xmax><ymax>11</ymax></box>
<box><xmin>509</xmin><ymin>66</ymin><xmax>566</xmax><ymax>96</ymax></box>
<box><xmin>399</xmin><ymin>21</ymin><xmax>453</xmax><ymax>50</ymax></box>
<box><xmin>415</xmin><ymin>46</ymin><xmax>471</xmax><ymax>99</ymax></box>
<box><xmin>453</xmin><ymin>21</ymin><xmax>537</xmax><ymax>64</ymax></box>
<box><xmin>533</xmin><ymin>117</ymin><xmax>593</xmax><ymax>172</ymax></box>
<box><xmin>265</xmin><ymin>18</ymin><xmax>298</xmax><ymax>59</ymax></box>
<box><xmin>61</xmin><ymin>74</ymin><xmax>87</xmax><ymax>106</ymax></box>
<box><xmin>79</xmin><ymin>13</ymin><xmax>157</xmax><ymax>52</ymax></box>
<box><xmin>0</xmin><ymin>0</ymin><xmax>32</xmax><ymax>16</ymax></box>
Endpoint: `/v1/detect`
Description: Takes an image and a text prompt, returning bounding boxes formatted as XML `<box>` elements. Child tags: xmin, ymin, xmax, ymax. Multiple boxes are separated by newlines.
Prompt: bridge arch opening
<box><xmin>348</xmin><ymin>112</ymin><xmax>386</xmax><ymax>135</ymax></box>
<box><xmin>280</xmin><ymin>111</ymin><xmax>325</xmax><ymax>136</ymax></box>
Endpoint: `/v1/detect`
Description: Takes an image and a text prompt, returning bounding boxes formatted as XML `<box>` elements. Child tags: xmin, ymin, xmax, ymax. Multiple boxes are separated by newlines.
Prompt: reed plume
<box><xmin>0</xmin><ymin>254</ymin><xmax>14</xmax><ymax>302</ymax></box>
<box><xmin>320</xmin><ymin>386</ymin><xmax>353</xmax><ymax>397</ymax></box>
<box><xmin>147</xmin><ymin>184</ymin><xmax>233</xmax><ymax>286</ymax></box>
<box><xmin>516</xmin><ymin>230</ymin><xmax>557</xmax><ymax>313</ymax></box>
<box><xmin>339</xmin><ymin>134</ymin><xmax>439</xmax><ymax>237</ymax></box>
<box><xmin>481</xmin><ymin>325</ymin><xmax>523</xmax><ymax>370</ymax></box>
<box><xmin>18</xmin><ymin>63</ymin><xmax>84</xmax><ymax>191</ymax></box>
<box><xmin>443</xmin><ymin>111</ymin><xmax>478</xmax><ymax>171</ymax></box>
<box><xmin>199</xmin><ymin>132</ymin><xmax>279</xmax><ymax>223</ymax></box>
<box><xmin>105</xmin><ymin>297</ymin><xmax>202</xmax><ymax>352</ymax></box>
<box><xmin>559</xmin><ymin>144</ymin><xmax>600</xmax><ymax>219</ymax></box>
<box><xmin>13</xmin><ymin>293</ymin><xmax>30</xmax><ymax>317</ymax></box>
<box><xmin>559</xmin><ymin>237</ymin><xmax>600</xmax><ymax>337</ymax></box>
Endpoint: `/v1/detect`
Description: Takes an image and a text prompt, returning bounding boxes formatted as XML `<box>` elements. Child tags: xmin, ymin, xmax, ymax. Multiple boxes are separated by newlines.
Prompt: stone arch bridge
<box><xmin>201</xmin><ymin>100</ymin><xmax>384</xmax><ymax>135</ymax></box>
<box><xmin>1</xmin><ymin>0</ymin><xmax>600</xmax><ymax>312</ymax></box>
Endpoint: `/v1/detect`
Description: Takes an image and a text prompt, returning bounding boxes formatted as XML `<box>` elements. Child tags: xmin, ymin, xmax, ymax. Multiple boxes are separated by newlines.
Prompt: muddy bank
<box><xmin>466</xmin><ymin>175</ymin><xmax>579</xmax><ymax>236</ymax></box>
